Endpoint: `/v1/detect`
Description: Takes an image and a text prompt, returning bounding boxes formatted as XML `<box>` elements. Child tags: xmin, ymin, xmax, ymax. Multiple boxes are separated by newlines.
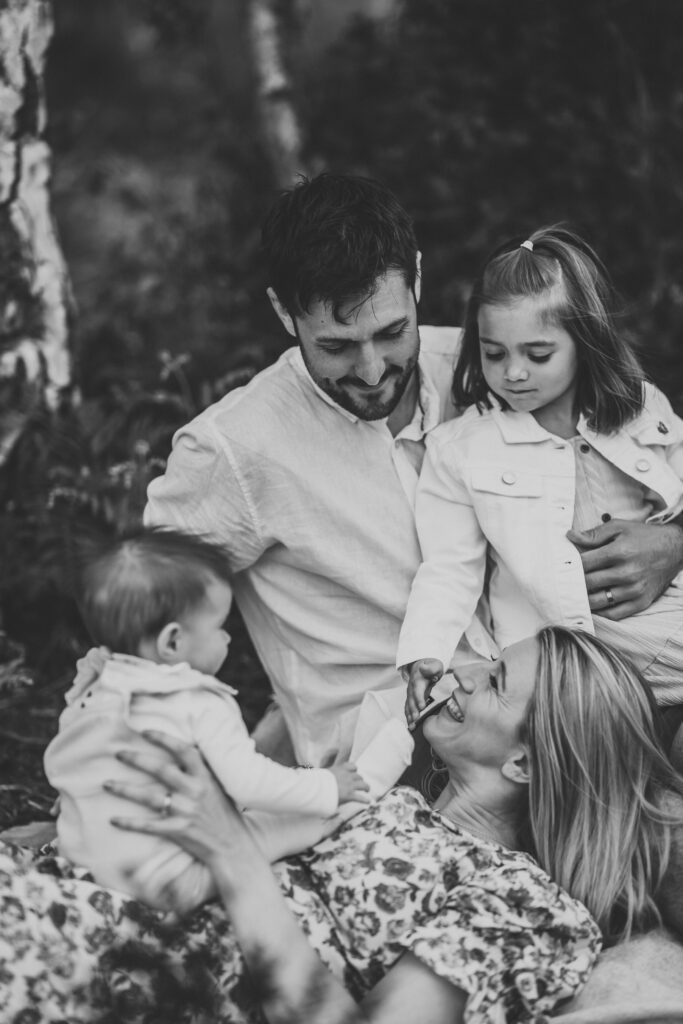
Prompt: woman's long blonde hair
<box><xmin>525</xmin><ymin>626</ymin><xmax>682</xmax><ymax>945</ymax></box>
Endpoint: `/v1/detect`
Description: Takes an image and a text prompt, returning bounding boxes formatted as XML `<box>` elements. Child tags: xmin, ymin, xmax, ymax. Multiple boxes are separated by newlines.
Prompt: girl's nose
<box><xmin>504</xmin><ymin>363</ymin><xmax>530</xmax><ymax>382</ymax></box>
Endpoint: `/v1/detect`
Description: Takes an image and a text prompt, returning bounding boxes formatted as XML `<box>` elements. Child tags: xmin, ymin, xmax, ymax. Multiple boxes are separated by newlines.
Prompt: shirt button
<box><xmin>579</xmin><ymin>443</ymin><xmax>590</xmax><ymax>454</ymax></box>
<box><xmin>658</xmin><ymin>421</ymin><xmax>669</xmax><ymax>435</ymax></box>
<box><xmin>501</xmin><ymin>471</ymin><xmax>516</xmax><ymax>485</ymax></box>
<box><xmin>635</xmin><ymin>459</ymin><xmax>651</xmax><ymax>472</ymax></box>
<box><xmin>601</xmin><ymin>512</ymin><xmax>611</xmax><ymax>522</ymax></box>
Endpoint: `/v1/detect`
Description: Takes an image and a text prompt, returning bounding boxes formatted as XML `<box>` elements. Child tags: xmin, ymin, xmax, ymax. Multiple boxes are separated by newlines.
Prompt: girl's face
<box><xmin>478</xmin><ymin>297</ymin><xmax>579</xmax><ymax>437</ymax></box>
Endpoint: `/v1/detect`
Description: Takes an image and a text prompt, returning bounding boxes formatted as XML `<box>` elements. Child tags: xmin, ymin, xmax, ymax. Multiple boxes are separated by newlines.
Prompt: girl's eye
<box><xmin>528</xmin><ymin>353</ymin><xmax>552</xmax><ymax>363</ymax></box>
<box><xmin>482</xmin><ymin>351</ymin><xmax>505</xmax><ymax>362</ymax></box>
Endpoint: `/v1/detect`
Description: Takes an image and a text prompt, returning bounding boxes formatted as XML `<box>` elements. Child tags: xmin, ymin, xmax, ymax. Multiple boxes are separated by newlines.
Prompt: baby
<box><xmin>44</xmin><ymin>527</ymin><xmax>368</xmax><ymax>912</ymax></box>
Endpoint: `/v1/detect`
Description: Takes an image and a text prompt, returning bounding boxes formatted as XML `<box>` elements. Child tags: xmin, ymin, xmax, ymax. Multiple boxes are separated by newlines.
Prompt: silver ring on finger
<box><xmin>160</xmin><ymin>790</ymin><xmax>173</xmax><ymax>817</ymax></box>
<box><xmin>604</xmin><ymin>588</ymin><xmax>615</xmax><ymax>608</ymax></box>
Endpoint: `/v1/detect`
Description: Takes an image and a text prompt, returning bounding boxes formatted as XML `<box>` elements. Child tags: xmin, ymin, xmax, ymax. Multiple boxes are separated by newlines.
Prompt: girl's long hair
<box><xmin>524</xmin><ymin>626</ymin><xmax>682</xmax><ymax>945</ymax></box>
<box><xmin>453</xmin><ymin>225</ymin><xmax>644</xmax><ymax>433</ymax></box>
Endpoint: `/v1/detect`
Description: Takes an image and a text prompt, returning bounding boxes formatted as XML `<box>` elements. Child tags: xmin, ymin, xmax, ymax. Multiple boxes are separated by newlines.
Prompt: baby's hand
<box><xmin>402</xmin><ymin>658</ymin><xmax>444</xmax><ymax>729</ymax></box>
<box><xmin>329</xmin><ymin>762</ymin><xmax>371</xmax><ymax>805</ymax></box>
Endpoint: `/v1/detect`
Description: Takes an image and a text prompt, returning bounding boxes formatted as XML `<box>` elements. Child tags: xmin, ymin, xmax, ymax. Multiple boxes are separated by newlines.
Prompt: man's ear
<box><xmin>414</xmin><ymin>251</ymin><xmax>422</xmax><ymax>304</ymax></box>
<box><xmin>156</xmin><ymin>622</ymin><xmax>184</xmax><ymax>664</ymax></box>
<box><xmin>501</xmin><ymin>748</ymin><xmax>530</xmax><ymax>787</ymax></box>
<box><xmin>267</xmin><ymin>287</ymin><xmax>297</xmax><ymax>339</ymax></box>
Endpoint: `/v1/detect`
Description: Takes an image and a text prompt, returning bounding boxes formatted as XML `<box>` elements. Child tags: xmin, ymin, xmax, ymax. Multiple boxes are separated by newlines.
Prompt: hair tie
<box><xmin>520</xmin><ymin>240</ymin><xmax>534</xmax><ymax>252</ymax></box>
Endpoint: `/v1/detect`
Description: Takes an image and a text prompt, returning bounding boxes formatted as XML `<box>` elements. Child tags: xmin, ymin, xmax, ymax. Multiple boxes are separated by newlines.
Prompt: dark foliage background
<box><xmin>1</xmin><ymin>0</ymin><xmax>682</xmax><ymax>826</ymax></box>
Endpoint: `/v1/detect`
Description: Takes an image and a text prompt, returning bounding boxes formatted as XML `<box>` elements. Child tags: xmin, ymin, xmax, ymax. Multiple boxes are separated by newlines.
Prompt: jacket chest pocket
<box><xmin>470</xmin><ymin>466</ymin><xmax>544</xmax><ymax>499</ymax></box>
<box><xmin>470</xmin><ymin>465</ymin><xmax>545</xmax><ymax>545</ymax></box>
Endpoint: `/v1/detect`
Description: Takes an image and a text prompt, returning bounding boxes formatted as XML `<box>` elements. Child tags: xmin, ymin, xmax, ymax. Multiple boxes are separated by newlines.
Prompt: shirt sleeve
<box><xmin>401</xmin><ymin>873</ymin><xmax>601</xmax><ymax>1023</ymax></box>
<box><xmin>191</xmin><ymin>692</ymin><xmax>339</xmax><ymax>817</ymax></box>
<box><xmin>396</xmin><ymin>433</ymin><xmax>488</xmax><ymax>669</ymax></box>
<box><xmin>144</xmin><ymin>423</ymin><xmax>266</xmax><ymax>573</ymax></box>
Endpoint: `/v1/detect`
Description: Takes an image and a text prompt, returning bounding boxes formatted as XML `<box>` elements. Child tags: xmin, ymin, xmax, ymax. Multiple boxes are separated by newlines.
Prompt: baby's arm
<box><xmin>193</xmin><ymin>694</ymin><xmax>365</xmax><ymax>817</ymax></box>
<box><xmin>396</xmin><ymin>434</ymin><xmax>488</xmax><ymax>720</ymax></box>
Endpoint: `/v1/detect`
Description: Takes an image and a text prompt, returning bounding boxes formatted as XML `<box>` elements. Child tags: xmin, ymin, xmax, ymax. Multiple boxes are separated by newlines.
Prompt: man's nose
<box><xmin>354</xmin><ymin>343</ymin><xmax>384</xmax><ymax>386</ymax></box>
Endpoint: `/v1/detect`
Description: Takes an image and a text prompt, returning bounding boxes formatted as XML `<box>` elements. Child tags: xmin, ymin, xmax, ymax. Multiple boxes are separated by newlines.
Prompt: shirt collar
<box><xmin>293</xmin><ymin>344</ymin><xmax>441</xmax><ymax>438</ymax></box>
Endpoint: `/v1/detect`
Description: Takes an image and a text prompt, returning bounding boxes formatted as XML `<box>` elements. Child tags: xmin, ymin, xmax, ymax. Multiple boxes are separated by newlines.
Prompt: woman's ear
<box><xmin>156</xmin><ymin>622</ymin><xmax>184</xmax><ymax>664</ymax></box>
<box><xmin>501</xmin><ymin>748</ymin><xmax>530</xmax><ymax>787</ymax></box>
<box><xmin>267</xmin><ymin>287</ymin><xmax>297</xmax><ymax>338</ymax></box>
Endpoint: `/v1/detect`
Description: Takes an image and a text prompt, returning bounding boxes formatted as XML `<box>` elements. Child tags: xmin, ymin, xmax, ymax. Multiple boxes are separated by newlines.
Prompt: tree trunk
<box><xmin>0</xmin><ymin>0</ymin><xmax>71</xmax><ymax>465</ymax></box>
<box><xmin>246</xmin><ymin>0</ymin><xmax>307</xmax><ymax>187</ymax></box>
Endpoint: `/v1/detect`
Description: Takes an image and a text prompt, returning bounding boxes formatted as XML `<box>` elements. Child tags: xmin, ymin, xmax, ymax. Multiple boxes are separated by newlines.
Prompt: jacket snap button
<box><xmin>579</xmin><ymin>443</ymin><xmax>590</xmax><ymax>454</ymax></box>
<box><xmin>635</xmin><ymin>459</ymin><xmax>651</xmax><ymax>472</ymax></box>
<box><xmin>502</xmin><ymin>471</ymin><xmax>516</xmax><ymax>485</ymax></box>
<box><xmin>658</xmin><ymin>421</ymin><xmax>669</xmax><ymax>434</ymax></box>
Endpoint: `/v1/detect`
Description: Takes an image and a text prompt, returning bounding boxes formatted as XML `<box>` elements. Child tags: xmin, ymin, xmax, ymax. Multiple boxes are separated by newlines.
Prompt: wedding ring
<box><xmin>605</xmin><ymin>588</ymin><xmax>615</xmax><ymax>607</ymax></box>
<box><xmin>160</xmin><ymin>790</ymin><xmax>173</xmax><ymax>817</ymax></box>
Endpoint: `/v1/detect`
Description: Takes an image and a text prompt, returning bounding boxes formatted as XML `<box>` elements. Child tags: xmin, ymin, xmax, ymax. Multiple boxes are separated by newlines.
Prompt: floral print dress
<box><xmin>0</xmin><ymin>787</ymin><xmax>600</xmax><ymax>1024</ymax></box>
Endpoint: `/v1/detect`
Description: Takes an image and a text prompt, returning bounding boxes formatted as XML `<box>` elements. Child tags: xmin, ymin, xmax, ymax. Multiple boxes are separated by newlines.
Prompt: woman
<box><xmin>0</xmin><ymin>627</ymin><xmax>680</xmax><ymax>1023</ymax></box>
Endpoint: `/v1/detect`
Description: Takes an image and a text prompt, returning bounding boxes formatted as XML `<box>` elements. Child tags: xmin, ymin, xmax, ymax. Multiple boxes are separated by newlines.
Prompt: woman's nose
<box><xmin>355</xmin><ymin>343</ymin><xmax>384</xmax><ymax>385</ymax></box>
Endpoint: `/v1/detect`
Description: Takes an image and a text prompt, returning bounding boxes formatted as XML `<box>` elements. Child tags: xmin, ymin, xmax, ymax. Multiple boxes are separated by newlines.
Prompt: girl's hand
<box><xmin>328</xmin><ymin>761</ymin><xmax>371</xmax><ymax>805</ymax></box>
<box><xmin>402</xmin><ymin>658</ymin><xmax>444</xmax><ymax>728</ymax></box>
<box><xmin>105</xmin><ymin>730</ymin><xmax>255</xmax><ymax>868</ymax></box>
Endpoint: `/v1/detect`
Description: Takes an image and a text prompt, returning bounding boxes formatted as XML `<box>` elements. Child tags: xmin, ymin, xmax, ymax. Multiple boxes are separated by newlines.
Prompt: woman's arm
<box><xmin>107</xmin><ymin>732</ymin><xmax>466</xmax><ymax>1024</ymax></box>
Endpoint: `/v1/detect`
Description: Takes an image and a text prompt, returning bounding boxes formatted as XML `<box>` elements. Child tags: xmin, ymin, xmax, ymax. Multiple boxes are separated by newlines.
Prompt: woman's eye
<box><xmin>482</xmin><ymin>351</ymin><xmax>505</xmax><ymax>362</ymax></box>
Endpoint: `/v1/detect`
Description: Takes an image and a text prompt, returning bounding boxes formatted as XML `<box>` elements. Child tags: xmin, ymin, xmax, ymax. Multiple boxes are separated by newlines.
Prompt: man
<box><xmin>145</xmin><ymin>172</ymin><xmax>683</xmax><ymax>768</ymax></box>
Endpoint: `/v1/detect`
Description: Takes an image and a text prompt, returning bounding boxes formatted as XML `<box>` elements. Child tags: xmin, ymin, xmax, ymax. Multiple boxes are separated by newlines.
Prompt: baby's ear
<box><xmin>156</xmin><ymin>622</ymin><xmax>183</xmax><ymax>663</ymax></box>
<box><xmin>501</xmin><ymin>748</ymin><xmax>530</xmax><ymax>787</ymax></box>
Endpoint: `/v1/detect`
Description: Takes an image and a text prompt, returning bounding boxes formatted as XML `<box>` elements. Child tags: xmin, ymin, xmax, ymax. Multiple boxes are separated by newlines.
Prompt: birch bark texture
<box><xmin>247</xmin><ymin>0</ymin><xmax>307</xmax><ymax>187</ymax></box>
<box><xmin>0</xmin><ymin>0</ymin><xmax>71</xmax><ymax>464</ymax></box>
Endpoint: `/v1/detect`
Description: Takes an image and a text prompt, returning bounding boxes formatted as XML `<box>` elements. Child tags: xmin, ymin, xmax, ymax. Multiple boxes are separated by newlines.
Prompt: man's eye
<box><xmin>320</xmin><ymin>343</ymin><xmax>348</xmax><ymax>354</ymax></box>
<box><xmin>380</xmin><ymin>328</ymin><xmax>406</xmax><ymax>341</ymax></box>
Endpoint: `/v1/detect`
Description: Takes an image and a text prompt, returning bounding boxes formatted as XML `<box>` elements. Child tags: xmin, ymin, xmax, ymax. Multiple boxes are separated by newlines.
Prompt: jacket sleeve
<box><xmin>396</xmin><ymin>434</ymin><xmax>488</xmax><ymax>669</ymax></box>
<box><xmin>144</xmin><ymin>423</ymin><xmax>267</xmax><ymax>573</ymax></box>
<box><xmin>192</xmin><ymin>693</ymin><xmax>339</xmax><ymax>817</ymax></box>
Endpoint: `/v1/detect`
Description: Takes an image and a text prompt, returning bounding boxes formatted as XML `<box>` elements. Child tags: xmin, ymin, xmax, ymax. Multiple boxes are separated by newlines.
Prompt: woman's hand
<box><xmin>105</xmin><ymin>730</ymin><xmax>257</xmax><ymax>869</ymax></box>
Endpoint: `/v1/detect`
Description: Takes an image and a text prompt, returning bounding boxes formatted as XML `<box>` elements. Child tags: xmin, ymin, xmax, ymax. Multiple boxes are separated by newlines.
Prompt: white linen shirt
<box><xmin>396</xmin><ymin>382</ymin><xmax>683</xmax><ymax>669</ymax></box>
<box><xmin>145</xmin><ymin>328</ymin><xmax>496</xmax><ymax>766</ymax></box>
<box><xmin>44</xmin><ymin>656</ymin><xmax>339</xmax><ymax>907</ymax></box>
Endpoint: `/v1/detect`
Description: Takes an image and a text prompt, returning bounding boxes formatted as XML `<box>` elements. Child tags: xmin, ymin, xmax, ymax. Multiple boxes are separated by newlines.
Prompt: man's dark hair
<box><xmin>79</xmin><ymin>527</ymin><xmax>232</xmax><ymax>654</ymax></box>
<box><xmin>261</xmin><ymin>172</ymin><xmax>418</xmax><ymax>320</ymax></box>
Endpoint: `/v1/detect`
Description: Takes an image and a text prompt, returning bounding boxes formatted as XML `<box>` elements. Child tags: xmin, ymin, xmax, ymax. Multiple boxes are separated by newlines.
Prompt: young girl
<box><xmin>397</xmin><ymin>225</ymin><xmax>683</xmax><ymax>723</ymax></box>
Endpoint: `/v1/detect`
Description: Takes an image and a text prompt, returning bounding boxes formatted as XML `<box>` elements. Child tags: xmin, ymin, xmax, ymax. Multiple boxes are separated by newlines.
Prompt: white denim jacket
<box><xmin>397</xmin><ymin>382</ymin><xmax>683</xmax><ymax>669</ymax></box>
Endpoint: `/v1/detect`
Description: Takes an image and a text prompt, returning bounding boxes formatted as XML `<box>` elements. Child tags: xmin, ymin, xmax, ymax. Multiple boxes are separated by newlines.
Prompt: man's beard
<box><xmin>302</xmin><ymin>353</ymin><xmax>419</xmax><ymax>421</ymax></box>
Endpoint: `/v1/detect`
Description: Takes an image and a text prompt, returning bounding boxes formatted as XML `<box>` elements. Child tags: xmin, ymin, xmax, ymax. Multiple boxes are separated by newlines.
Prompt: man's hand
<box><xmin>402</xmin><ymin>658</ymin><xmax>444</xmax><ymax>729</ymax></box>
<box><xmin>568</xmin><ymin>519</ymin><xmax>683</xmax><ymax>620</ymax></box>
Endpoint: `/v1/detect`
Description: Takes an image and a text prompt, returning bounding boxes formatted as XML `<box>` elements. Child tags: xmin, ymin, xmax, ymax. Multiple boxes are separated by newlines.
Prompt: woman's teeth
<box><xmin>446</xmin><ymin>694</ymin><xmax>464</xmax><ymax>722</ymax></box>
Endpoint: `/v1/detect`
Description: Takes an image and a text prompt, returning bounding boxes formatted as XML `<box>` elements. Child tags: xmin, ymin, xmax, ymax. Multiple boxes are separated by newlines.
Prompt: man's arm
<box><xmin>145</xmin><ymin>425</ymin><xmax>266</xmax><ymax>572</ymax></box>
<box><xmin>567</xmin><ymin>520</ymin><xmax>683</xmax><ymax>620</ymax></box>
